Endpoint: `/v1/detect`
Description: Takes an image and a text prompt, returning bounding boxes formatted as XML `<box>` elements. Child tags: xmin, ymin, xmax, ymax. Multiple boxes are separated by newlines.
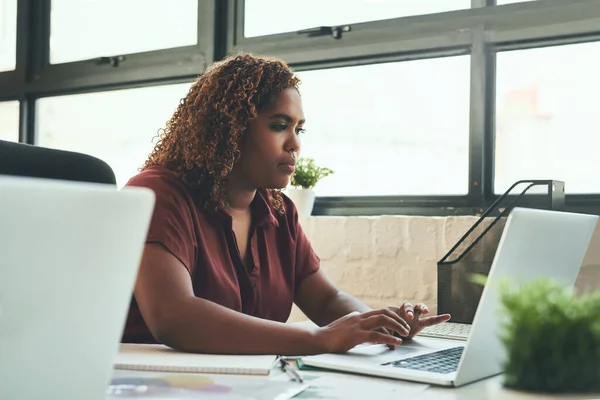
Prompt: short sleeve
<box><xmin>282</xmin><ymin>195</ymin><xmax>320</xmax><ymax>289</ymax></box>
<box><xmin>126</xmin><ymin>169</ymin><xmax>197</xmax><ymax>274</ymax></box>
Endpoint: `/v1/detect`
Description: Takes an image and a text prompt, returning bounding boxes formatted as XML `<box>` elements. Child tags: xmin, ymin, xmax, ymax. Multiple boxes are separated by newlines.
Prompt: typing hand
<box><xmin>391</xmin><ymin>302</ymin><xmax>451</xmax><ymax>341</ymax></box>
<box><xmin>376</xmin><ymin>303</ymin><xmax>451</xmax><ymax>349</ymax></box>
<box><xmin>314</xmin><ymin>308</ymin><xmax>411</xmax><ymax>354</ymax></box>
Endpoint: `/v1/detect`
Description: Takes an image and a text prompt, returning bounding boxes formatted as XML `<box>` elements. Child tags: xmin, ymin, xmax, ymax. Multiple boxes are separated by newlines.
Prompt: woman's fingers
<box><xmin>364</xmin><ymin>330</ymin><xmax>403</xmax><ymax>347</ymax></box>
<box><xmin>361</xmin><ymin>314</ymin><xmax>410</xmax><ymax>337</ymax></box>
<box><xmin>402</xmin><ymin>302</ymin><xmax>415</xmax><ymax>319</ymax></box>
<box><xmin>414</xmin><ymin>303</ymin><xmax>429</xmax><ymax>318</ymax></box>
<box><xmin>360</xmin><ymin>308</ymin><xmax>410</xmax><ymax>332</ymax></box>
<box><xmin>419</xmin><ymin>313</ymin><xmax>451</xmax><ymax>327</ymax></box>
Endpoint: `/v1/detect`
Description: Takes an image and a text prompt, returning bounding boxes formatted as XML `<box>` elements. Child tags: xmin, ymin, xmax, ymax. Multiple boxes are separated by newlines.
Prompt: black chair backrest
<box><xmin>0</xmin><ymin>140</ymin><xmax>116</xmax><ymax>185</ymax></box>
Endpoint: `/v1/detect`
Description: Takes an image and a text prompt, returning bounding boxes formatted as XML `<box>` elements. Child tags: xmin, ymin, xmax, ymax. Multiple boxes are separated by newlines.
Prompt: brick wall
<box><xmin>287</xmin><ymin>215</ymin><xmax>600</xmax><ymax>322</ymax></box>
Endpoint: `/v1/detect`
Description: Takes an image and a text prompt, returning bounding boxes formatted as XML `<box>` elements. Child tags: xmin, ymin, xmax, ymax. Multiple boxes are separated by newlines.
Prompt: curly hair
<box><xmin>142</xmin><ymin>53</ymin><xmax>301</xmax><ymax>215</ymax></box>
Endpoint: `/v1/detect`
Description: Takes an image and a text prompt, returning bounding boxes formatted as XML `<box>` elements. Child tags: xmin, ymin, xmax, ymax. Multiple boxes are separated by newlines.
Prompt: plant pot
<box><xmin>285</xmin><ymin>187</ymin><xmax>315</xmax><ymax>220</ymax></box>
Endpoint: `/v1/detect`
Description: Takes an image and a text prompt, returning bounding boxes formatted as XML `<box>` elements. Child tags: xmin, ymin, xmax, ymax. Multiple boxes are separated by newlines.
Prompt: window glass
<box><xmin>0</xmin><ymin>0</ymin><xmax>17</xmax><ymax>71</ymax></box>
<box><xmin>297</xmin><ymin>56</ymin><xmax>471</xmax><ymax>196</ymax></box>
<box><xmin>50</xmin><ymin>0</ymin><xmax>198</xmax><ymax>64</ymax></box>
<box><xmin>0</xmin><ymin>100</ymin><xmax>19</xmax><ymax>141</ymax></box>
<box><xmin>495</xmin><ymin>41</ymin><xmax>600</xmax><ymax>194</ymax></box>
<box><xmin>38</xmin><ymin>84</ymin><xmax>192</xmax><ymax>187</ymax></box>
<box><xmin>244</xmin><ymin>0</ymin><xmax>471</xmax><ymax>38</ymax></box>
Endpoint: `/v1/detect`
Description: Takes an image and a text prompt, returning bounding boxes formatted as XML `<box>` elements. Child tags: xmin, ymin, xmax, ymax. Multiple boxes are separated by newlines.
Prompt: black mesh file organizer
<box><xmin>437</xmin><ymin>180</ymin><xmax>565</xmax><ymax>324</ymax></box>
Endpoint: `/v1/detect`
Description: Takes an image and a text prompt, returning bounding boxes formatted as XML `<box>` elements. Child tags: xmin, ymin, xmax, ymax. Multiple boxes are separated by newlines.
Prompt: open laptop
<box><xmin>300</xmin><ymin>208</ymin><xmax>598</xmax><ymax>387</ymax></box>
<box><xmin>0</xmin><ymin>176</ymin><xmax>155</xmax><ymax>399</ymax></box>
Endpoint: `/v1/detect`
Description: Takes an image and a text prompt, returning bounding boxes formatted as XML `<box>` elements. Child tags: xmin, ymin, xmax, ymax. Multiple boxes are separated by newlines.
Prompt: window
<box><xmin>495</xmin><ymin>41</ymin><xmax>600</xmax><ymax>194</ymax></box>
<box><xmin>0</xmin><ymin>101</ymin><xmax>19</xmax><ymax>141</ymax></box>
<box><xmin>297</xmin><ymin>56</ymin><xmax>471</xmax><ymax>196</ymax></box>
<box><xmin>244</xmin><ymin>0</ymin><xmax>471</xmax><ymax>38</ymax></box>
<box><xmin>49</xmin><ymin>0</ymin><xmax>198</xmax><ymax>64</ymax></box>
<box><xmin>37</xmin><ymin>84</ymin><xmax>192</xmax><ymax>187</ymax></box>
<box><xmin>0</xmin><ymin>0</ymin><xmax>17</xmax><ymax>72</ymax></box>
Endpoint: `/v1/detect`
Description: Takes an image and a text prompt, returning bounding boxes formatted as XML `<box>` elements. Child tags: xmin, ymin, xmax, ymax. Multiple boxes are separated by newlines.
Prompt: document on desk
<box><xmin>114</xmin><ymin>344</ymin><xmax>277</xmax><ymax>376</ymax></box>
<box><xmin>108</xmin><ymin>371</ymin><xmax>309</xmax><ymax>400</ymax></box>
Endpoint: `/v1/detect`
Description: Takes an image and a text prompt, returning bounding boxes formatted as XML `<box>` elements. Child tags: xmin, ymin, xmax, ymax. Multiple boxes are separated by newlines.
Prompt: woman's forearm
<box><xmin>157</xmin><ymin>297</ymin><xmax>321</xmax><ymax>356</ymax></box>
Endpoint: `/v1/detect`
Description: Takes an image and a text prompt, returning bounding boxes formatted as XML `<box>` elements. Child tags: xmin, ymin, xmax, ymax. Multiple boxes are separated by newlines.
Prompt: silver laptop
<box><xmin>0</xmin><ymin>176</ymin><xmax>155</xmax><ymax>399</ymax></box>
<box><xmin>300</xmin><ymin>208</ymin><xmax>598</xmax><ymax>387</ymax></box>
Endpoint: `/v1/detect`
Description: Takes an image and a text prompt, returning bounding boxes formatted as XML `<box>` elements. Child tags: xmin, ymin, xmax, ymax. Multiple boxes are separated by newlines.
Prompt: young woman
<box><xmin>123</xmin><ymin>53</ymin><xmax>450</xmax><ymax>355</ymax></box>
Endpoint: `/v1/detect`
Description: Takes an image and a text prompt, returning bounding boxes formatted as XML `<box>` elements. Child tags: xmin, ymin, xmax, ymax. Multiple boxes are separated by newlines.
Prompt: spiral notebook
<box><xmin>114</xmin><ymin>344</ymin><xmax>277</xmax><ymax>376</ymax></box>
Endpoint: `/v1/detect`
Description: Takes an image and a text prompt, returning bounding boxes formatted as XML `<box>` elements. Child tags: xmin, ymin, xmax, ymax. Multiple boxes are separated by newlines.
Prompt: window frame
<box><xmin>229</xmin><ymin>0</ymin><xmax>600</xmax><ymax>215</ymax></box>
<box><xmin>291</xmin><ymin>50</ymin><xmax>478</xmax><ymax>215</ymax></box>
<box><xmin>227</xmin><ymin>0</ymin><xmax>493</xmax><ymax>65</ymax></box>
<box><xmin>2</xmin><ymin>0</ymin><xmax>600</xmax><ymax>216</ymax></box>
<box><xmin>489</xmin><ymin>30</ymin><xmax>600</xmax><ymax>217</ymax></box>
<box><xmin>4</xmin><ymin>0</ymin><xmax>216</xmax><ymax>98</ymax></box>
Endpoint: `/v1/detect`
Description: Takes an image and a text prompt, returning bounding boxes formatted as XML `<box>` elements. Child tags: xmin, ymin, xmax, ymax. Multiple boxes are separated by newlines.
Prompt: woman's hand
<box><xmin>313</xmin><ymin>308</ymin><xmax>411</xmax><ymax>353</ymax></box>
<box><xmin>373</xmin><ymin>303</ymin><xmax>451</xmax><ymax>349</ymax></box>
<box><xmin>391</xmin><ymin>302</ymin><xmax>451</xmax><ymax>340</ymax></box>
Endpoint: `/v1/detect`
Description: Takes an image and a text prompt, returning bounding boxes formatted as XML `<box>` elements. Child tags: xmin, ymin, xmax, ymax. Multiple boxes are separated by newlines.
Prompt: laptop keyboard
<box><xmin>382</xmin><ymin>346</ymin><xmax>464</xmax><ymax>374</ymax></box>
<box><xmin>418</xmin><ymin>322</ymin><xmax>471</xmax><ymax>340</ymax></box>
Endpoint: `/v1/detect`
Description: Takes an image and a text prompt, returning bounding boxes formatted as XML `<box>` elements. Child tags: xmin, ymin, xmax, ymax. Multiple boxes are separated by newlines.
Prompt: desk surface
<box><xmin>110</xmin><ymin>321</ymin><xmax>585</xmax><ymax>400</ymax></box>
<box><xmin>111</xmin><ymin>366</ymin><xmax>547</xmax><ymax>400</ymax></box>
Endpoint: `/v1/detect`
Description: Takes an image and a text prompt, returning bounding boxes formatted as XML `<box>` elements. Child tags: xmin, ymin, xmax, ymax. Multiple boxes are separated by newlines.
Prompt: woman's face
<box><xmin>230</xmin><ymin>88</ymin><xmax>305</xmax><ymax>190</ymax></box>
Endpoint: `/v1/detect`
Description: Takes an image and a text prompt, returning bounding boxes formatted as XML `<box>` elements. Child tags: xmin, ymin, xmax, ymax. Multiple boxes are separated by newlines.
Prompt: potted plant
<box><xmin>286</xmin><ymin>157</ymin><xmax>333</xmax><ymax>219</ymax></box>
<box><xmin>492</xmin><ymin>277</ymin><xmax>600</xmax><ymax>399</ymax></box>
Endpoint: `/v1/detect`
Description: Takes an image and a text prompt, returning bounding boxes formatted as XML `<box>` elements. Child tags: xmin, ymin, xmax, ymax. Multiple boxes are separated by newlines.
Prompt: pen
<box><xmin>276</xmin><ymin>356</ymin><xmax>304</xmax><ymax>383</ymax></box>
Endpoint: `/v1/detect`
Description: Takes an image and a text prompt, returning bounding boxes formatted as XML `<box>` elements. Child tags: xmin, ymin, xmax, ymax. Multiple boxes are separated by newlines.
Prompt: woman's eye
<box><xmin>271</xmin><ymin>124</ymin><xmax>287</xmax><ymax>132</ymax></box>
<box><xmin>296</xmin><ymin>128</ymin><xmax>306</xmax><ymax>135</ymax></box>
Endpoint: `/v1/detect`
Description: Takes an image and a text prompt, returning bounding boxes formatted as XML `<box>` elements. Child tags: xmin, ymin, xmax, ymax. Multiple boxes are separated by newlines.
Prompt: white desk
<box><xmin>111</xmin><ymin>366</ymin><xmax>535</xmax><ymax>399</ymax></box>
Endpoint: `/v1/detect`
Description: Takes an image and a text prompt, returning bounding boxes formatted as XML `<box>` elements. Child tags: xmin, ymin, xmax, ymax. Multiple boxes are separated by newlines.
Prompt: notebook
<box><xmin>115</xmin><ymin>344</ymin><xmax>278</xmax><ymax>376</ymax></box>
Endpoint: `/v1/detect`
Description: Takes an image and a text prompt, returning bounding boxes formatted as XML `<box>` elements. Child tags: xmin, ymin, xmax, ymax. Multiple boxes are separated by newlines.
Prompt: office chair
<box><xmin>0</xmin><ymin>140</ymin><xmax>116</xmax><ymax>185</ymax></box>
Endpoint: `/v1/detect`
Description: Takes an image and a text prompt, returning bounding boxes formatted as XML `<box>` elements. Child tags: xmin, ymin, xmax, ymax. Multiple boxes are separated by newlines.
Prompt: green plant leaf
<box><xmin>469</xmin><ymin>273</ymin><xmax>488</xmax><ymax>287</ymax></box>
<box><xmin>290</xmin><ymin>157</ymin><xmax>334</xmax><ymax>189</ymax></box>
<box><xmin>498</xmin><ymin>277</ymin><xmax>600</xmax><ymax>394</ymax></box>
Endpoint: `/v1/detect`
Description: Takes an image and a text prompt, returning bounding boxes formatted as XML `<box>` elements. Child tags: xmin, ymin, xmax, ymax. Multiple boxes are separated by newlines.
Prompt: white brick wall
<box><xmin>288</xmin><ymin>215</ymin><xmax>600</xmax><ymax>323</ymax></box>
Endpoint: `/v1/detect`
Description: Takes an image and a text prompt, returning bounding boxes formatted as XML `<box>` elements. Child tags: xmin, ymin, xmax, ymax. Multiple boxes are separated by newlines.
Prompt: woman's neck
<box><xmin>225</xmin><ymin>179</ymin><xmax>257</xmax><ymax>211</ymax></box>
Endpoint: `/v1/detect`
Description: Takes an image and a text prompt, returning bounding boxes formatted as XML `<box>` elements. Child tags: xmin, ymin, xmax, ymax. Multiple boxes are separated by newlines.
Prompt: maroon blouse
<box><xmin>121</xmin><ymin>166</ymin><xmax>320</xmax><ymax>343</ymax></box>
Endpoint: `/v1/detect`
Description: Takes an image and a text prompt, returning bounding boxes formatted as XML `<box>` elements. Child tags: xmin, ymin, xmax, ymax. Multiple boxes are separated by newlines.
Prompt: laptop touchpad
<box><xmin>346</xmin><ymin>343</ymin><xmax>423</xmax><ymax>361</ymax></box>
<box><xmin>347</xmin><ymin>338</ymin><xmax>457</xmax><ymax>363</ymax></box>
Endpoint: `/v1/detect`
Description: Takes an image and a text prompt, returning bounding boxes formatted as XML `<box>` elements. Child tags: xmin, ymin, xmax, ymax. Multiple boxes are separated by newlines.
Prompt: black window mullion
<box><xmin>468</xmin><ymin>25</ymin><xmax>488</xmax><ymax>206</ymax></box>
<box><xmin>198</xmin><ymin>0</ymin><xmax>217</xmax><ymax>64</ymax></box>
<box><xmin>18</xmin><ymin>96</ymin><xmax>36</xmax><ymax>145</ymax></box>
<box><xmin>10</xmin><ymin>0</ymin><xmax>44</xmax><ymax>143</ymax></box>
<box><xmin>483</xmin><ymin>51</ymin><xmax>497</xmax><ymax>203</ymax></box>
<box><xmin>213</xmin><ymin>0</ymin><xmax>229</xmax><ymax>61</ymax></box>
<box><xmin>27</xmin><ymin>0</ymin><xmax>50</xmax><ymax>83</ymax></box>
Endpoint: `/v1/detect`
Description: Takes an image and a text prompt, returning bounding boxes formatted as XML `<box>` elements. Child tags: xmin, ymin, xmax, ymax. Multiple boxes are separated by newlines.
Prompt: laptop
<box><xmin>300</xmin><ymin>208</ymin><xmax>598</xmax><ymax>387</ymax></box>
<box><xmin>0</xmin><ymin>176</ymin><xmax>155</xmax><ymax>399</ymax></box>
